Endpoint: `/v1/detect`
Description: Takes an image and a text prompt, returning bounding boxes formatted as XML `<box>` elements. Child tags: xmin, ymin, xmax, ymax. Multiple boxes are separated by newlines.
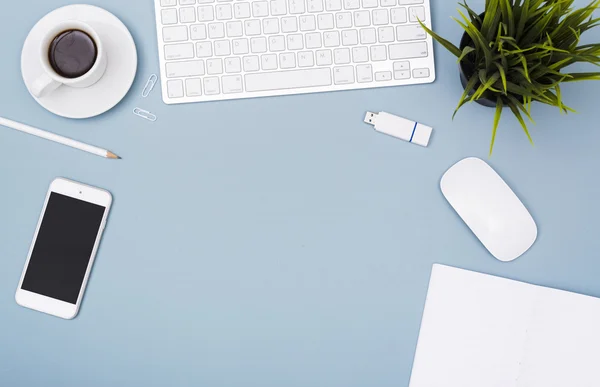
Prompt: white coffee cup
<box><xmin>31</xmin><ymin>20</ymin><xmax>107</xmax><ymax>98</ymax></box>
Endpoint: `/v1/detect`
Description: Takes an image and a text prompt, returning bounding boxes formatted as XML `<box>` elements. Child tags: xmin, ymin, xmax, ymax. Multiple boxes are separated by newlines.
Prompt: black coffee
<box><xmin>48</xmin><ymin>29</ymin><xmax>97</xmax><ymax>79</ymax></box>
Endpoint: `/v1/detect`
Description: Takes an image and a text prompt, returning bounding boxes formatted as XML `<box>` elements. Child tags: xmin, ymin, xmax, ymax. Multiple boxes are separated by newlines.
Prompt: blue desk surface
<box><xmin>2</xmin><ymin>0</ymin><xmax>600</xmax><ymax>385</ymax></box>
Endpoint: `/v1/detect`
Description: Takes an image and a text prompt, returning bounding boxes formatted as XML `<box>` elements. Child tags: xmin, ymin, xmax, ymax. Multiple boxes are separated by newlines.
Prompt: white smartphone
<box><xmin>15</xmin><ymin>178</ymin><xmax>112</xmax><ymax>319</ymax></box>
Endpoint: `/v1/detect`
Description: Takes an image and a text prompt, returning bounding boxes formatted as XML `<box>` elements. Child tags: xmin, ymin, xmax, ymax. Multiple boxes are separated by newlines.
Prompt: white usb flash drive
<box><xmin>364</xmin><ymin>111</ymin><xmax>433</xmax><ymax>147</ymax></box>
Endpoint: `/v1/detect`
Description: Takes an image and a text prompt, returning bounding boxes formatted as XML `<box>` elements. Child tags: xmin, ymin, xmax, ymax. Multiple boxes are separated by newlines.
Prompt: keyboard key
<box><xmin>271</xmin><ymin>0</ymin><xmax>288</xmax><ymax>15</ymax></box>
<box><xmin>334</xmin><ymin>48</ymin><xmax>350</xmax><ymax>64</ymax></box>
<box><xmin>325</xmin><ymin>0</ymin><xmax>342</xmax><ymax>11</ymax></box>
<box><xmin>261</xmin><ymin>54</ymin><xmax>278</xmax><ymax>69</ymax></box>
<box><xmin>161</xmin><ymin>9</ymin><xmax>178</xmax><ymax>25</ymax></box>
<box><xmin>342</xmin><ymin>29</ymin><xmax>358</xmax><ymax>46</ymax></box>
<box><xmin>360</xmin><ymin>28</ymin><xmax>376</xmax><ymax>44</ymax></box>
<box><xmin>243</xmin><ymin>55</ymin><xmax>260</xmax><ymax>71</ymax></box>
<box><xmin>180</xmin><ymin>7</ymin><xmax>196</xmax><ymax>22</ymax></box>
<box><xmin>167</xmin><ymin>79</ymin><xmax>184</xmax><ymax>97</ymax></box>
<box><xmin>354</xmin><ymin>10</ymin><xmax>370</xmax><ymax>27</ymax></box>
<box><xmin>214</xmin><ymin>40</ymin><xmax>231</xmax><ymax>55</ymax></box>
<box><xmin>372</xmin><ymin>9</ymin><xmax>389</xmax><ymax>25</ymax></box>
<box><xmin>394</xmin><ymin>69</ymin><xmax>410</xmax><ymax>79</ymax></box>
<box><xmin>245</xmin><ymin>68</ymin><xmax>332</xmax><ymax>92</ymax></box>
<box><xmin>389</xmin><ymin>41</ymin><xmax>428</xmax><ymax>59</ymax></box>
<box><xmin>409</xmin><ymin>6</ymin><xmax>426</xmax><ymax>22</ymax></box>
<box><xmin>316</xmin><ymin>49</ymin><xmax>333</xmax><ymax>65</ymax></box>
<box><xmin>375</xmin><ymin>71</ymin><xmax>392</xmax><ymax>81</ymax></box>
<box><xmin>163</xmin><ymin>26</ymin><xmax>189</xmax><ymax>42</ymax></box>
<box><xmin>318</xmin><ymin>14</ymin><xmax>335</xmax><ymax>29</ymax></box>
<box><xmin>306</xmin><ymin>32</ymin><xmax>322</xmax><ymax>48</ymax></box>
<box><xmin>208</xmin><ymin>23</ymin><xmax>225</xmax><ymax>38</ymax></box>
<box><xmin>396</xmin><ymin>24</ymin><xmax>426</xmax><ymax>41</ymax></box>
<box><xmin>300</xmin><ymin>15</ymin><xmax>317</xmax><ymax>31</ymax></box>
<box><xmin>333</xmin><ymin>66</ymin><xmax>354</xmax><ymax>84</ymax></box>
<box><xmin>378</xmin><ymin>26</ymin><xmax>395</xmax><ymax>42</ymax></box>
<box><xmin>324</xmin><ymin>31</ymin><xmax>340</xmax><ymax>47</ymax></box>
<box><xmin>196</xmin><ymin>41</ymin><xmax>213</xmax><ymax>57</ymax></box>
<box><xmin>185</xmin><ymin>78</ymin><xmax>202</xmax><ymax>96</ymax></box>
<box><xmin>222</xmin><ymin>75</ymin><xmax>244</xmax><ymax>93</ymax></box>
<box><xmin>280</xmin><ymin>52</ymin><xmax>296</xmax><ymax>68</ymax></box>
<box><xmin>335</xmin><ymin>12</ymin><xmax>352</xmax><ymax>28</ymax></box>
<box><xmin>352</xmin><ymin>46</ymin><xmax>368</xmax><ymax>62</ymax></box>
<box><xmin>298</xmin><ymin>51</ymin><xmax>315</xmax><ymax>67</ymax></box>
<box><xmin>197</xmin><ymin>0</ymin><xmax>216</xmax><ymax>3</ymax></box>
<box><xmin>204</xmin><ymin>77</ymin><xmax>220</xmax><ymax>95</ymax></box>
<box><xmin>232</xmin><ymin>38</ymin><xmax>249</xmax><ymax>54</ymax></box>
<box><xmin>216</xmin><ymin>4</ymin><xmax>233</xmax><ymax>19</ymax></box>
<box><xmin>289</xmin><ymin>0</ymin><xmax>306</xmax><ymax>14</ymax></box>
<box><xmin>180</xmin><ymin>0</ymin><xmax>195</xmax><ymax>4</ymax></box>
<box><xmin>269</xmin><ymin>35</ymin><xmax>286</xmax><ymax>51</ymax></box>
<box><xmin>245</xmin><ymin>20</ymin><xmax>261</xmax><ymax>35</ymax></box>
<box><xmin>263</xmin><ymin>18</ymin><xmax>280</xmax><ymax>34</ymax></box>
<box><xmin>282</xmin><ymin>16</ymin><xmax>299</xmax><ymax>32</ymax></box>
<box><xmin>391</xmin><ymin>7</ymin><xmax>407</xmax><ymax>23</ymax></box>
<box><xmin>400</xmin><ymin>0</ymin><xmax>424</xmax><ymax>3</ymax></box>
<box><xmin>234</xmin><ymin>2</ymin><xmax>251</xmax><ymax>18</ymax></box>
<box><xmin>253</xmin><ymin>1</ymin><xmax>269</xmax><ymax>16</ymax></box>
<box><xmin>307</xmin><ymin>0</ymin><xmax>324</xmax><ymax>12</ymax></box>
<box><xmin>381</xmin><ymin>0</ymin><xmax>396</xmax><ymax>6</ymax></box>
<box><xmin>207</xmin><ymin>58</ymin><xmax>224</xmax><ymax>74</ymax></box>
<box><xmin>413</xmin><ymin>68</ymin><xmax>430</xmax><ymax>78</ymax></box>
<box><xmin>393</xmin><ymin>61</ymin><xmax>410</xmax><ymax>70</ymax></box>
<box><xmin>165</xmin><ymin>43</ymin><xmax>195</xmax><ymax>60</ymax></box>
<box><xmin>287</xmin><ymin>34</ymin><xmax>304</xmax><ymax>50</ymax></box>
<box><xmin>343</xmin><ymin>0</ymin><xmax>360</xmax><ymax>9</ymax></box>
<box><xmin>251</xmin><ymin>37</ymin><xmax>268</xmax><ymax>52</ymax></box>
<box><xmin>227</xmin><ymin>21</ymin><xmax>244</xmax><ymax>37</ymax></box>
<box><xmin>356</xmin><ymin>64</ymin><xmax>373</xmax><ymax>82</ymax></box>
<box><xmin>362</xmin><ymin>0</ymin><xmax>377</xmax><ymax>8</ymax></box>
<box><xmin>191</xmin><ymin>24</ymin><xmax>207</xmax><ymax>40</ymax></box>
<box><xmin>161</xmin><ymin>0</ymin><xmax>177</xmax><ymax>6</ymax></box>
<box><xmin>370</xmin><ymin>45</ymin><xmax>386</xmax><ymax>60</ymax></box>
<box><xmin>197</xmin><ymin>6</ymin><xmax>215</xmax><ymax>21</ymax></box>
<box><xmin>225</xmin><ymin>57</ymin><xmax>242</xmax><ymax>72</ymax></box>
<box><xmin>166</xmin><ymin>60</ymin><xmax>206</xmax><ymax>77</ymax></box>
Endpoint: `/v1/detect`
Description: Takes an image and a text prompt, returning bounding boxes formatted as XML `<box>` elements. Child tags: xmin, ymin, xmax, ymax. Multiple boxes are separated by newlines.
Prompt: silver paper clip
<box><xmin>142</xmin><ymin>74</ymin><xmax>158</xmax><ymax>98</ymax></box>
<box><xmin>133</xmin><ymin>108</ymin><xmax>157</xmax><ymax>122</ymax></box>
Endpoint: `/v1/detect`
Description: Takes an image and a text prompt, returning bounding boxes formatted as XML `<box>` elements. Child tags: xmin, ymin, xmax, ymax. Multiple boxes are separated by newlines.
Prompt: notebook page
<box><xmin>516</xmin><ymin>286</ymin><xmax>600</xmax><ymax>387</ymax></box>
<box><xmin>409</xmin><ymin>265</ymin><xmax>536</xmax><ymax>387</ymax></box>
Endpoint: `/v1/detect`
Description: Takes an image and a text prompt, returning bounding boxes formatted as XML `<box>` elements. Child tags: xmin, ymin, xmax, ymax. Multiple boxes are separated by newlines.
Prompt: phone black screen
<box><xmin>21</xmin><ymin>192</ymin><xmax>106</xmax><ymax>304</ymax></box>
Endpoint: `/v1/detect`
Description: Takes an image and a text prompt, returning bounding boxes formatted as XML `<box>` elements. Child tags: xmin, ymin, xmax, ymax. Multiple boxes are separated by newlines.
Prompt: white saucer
<box><xmin>22</xmin><ymin>5</ymin><xmax>137</xmax><ymax>119</ymax></box>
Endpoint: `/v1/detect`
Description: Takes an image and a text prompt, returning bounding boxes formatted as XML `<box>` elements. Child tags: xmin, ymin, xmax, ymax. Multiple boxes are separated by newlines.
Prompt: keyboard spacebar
<box><xmin>245</xmin><ymin>69</ymin><xmax>332</xmax><ymax>92</ymax></box>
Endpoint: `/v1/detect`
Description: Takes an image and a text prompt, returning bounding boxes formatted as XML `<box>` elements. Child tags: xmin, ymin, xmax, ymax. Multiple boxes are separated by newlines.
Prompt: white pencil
<box><xmin>0</xmin><ymin>116</ymin><xmax>120</xmax><ymax>159</ymax></box>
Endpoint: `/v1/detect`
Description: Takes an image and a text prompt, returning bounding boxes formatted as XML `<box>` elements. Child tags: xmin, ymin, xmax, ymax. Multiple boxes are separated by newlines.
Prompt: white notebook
<box><xmin>409</xmin><ymin>265</ymin><xmax>600</xmax><ymax>387</ymax></box>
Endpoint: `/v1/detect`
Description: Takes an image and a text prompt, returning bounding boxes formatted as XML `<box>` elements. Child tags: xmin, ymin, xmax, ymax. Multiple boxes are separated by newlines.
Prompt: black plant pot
<box><xmin>458</xmin><ymin>19</ymin><xmax>497</xmax><ymax>108</ymax></box>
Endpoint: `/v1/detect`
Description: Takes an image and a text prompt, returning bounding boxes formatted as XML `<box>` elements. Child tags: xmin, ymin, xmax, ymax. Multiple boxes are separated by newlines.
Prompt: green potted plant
<box><xmin>419</xmin><ymin>0</ymin><xmax>600</xmax><ymax>154</ymax></box>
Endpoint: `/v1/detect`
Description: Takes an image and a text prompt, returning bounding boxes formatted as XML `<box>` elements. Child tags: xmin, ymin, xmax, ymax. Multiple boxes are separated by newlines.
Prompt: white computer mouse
<box><xmin>440</xmin><ymin>157</ymin><xmax>537</xmax><ymax>262</ymax></box>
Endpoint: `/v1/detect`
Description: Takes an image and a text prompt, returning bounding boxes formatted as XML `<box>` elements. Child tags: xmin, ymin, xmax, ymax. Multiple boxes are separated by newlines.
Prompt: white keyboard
<box><xmin>154</xmin><ymin>0</ymin><xmax>435</xmax><ymax>104</ymax></box>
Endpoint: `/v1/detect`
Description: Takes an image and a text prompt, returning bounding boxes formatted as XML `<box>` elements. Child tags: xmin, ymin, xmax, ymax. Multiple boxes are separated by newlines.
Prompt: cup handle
<box><xmin>31</xmin><ymin>73</ymin><xmax>62</xmax><ymax>98</ymax></box>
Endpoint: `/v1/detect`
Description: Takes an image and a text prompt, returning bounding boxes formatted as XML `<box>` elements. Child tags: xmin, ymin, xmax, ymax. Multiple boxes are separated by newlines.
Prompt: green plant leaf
<box><xmin>453</xmin><ymin>73</ymin><xmax>480</xmax><ymax>119</ymax></box>
<box><xmin>418</xmin><ymin>20</ymin><xmax>462</xmax><ymax>57</ymax></box>
<box><xmin>489</xmin><ymin>98</ymin><xmax>503</xmax><ymax>156</ymax></box>
<box><xmin>516</xmin><ymin>0</ymin><xmax>531</xmax><ymax>40</ymax></box>
<box><xmin>457</xmin><ymin>46</ymin><xmax>476</xmax><ymax>62</ymax></box>
<box><xmin>507</xmin><ymin>101</ymin><xmax>534</xmax><ymax>145</ymax></box>
<box><xmin>494</xmin><ymin>63</ymin><xmax>508</xmax><ymax>92</ymax></box>
<box><xmin>506</xmin><ymin>94</ymin><xmax>535</xmax><ymax>123</ymax></box>
<box><xmin>561</xmin><ymin>72</ymin><xmax>600</xmax><ymax>81</ymax></box>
